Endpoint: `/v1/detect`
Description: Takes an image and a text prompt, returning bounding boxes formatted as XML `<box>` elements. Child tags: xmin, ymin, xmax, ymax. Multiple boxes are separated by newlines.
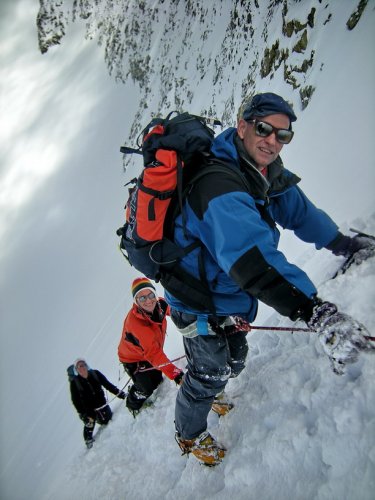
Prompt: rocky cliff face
<box><xmin>37</xmin><ymin>0</ymin><xmax>368</xmax><ymax>139</ymax></box>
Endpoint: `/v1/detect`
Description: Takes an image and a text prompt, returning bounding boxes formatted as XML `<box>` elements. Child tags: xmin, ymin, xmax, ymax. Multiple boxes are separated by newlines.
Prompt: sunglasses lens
<box><xmin>254</xmin><ymin>121</ymin><xmax>293</xmax><ymax>144</ymax></box>
<box><xmin>138</xmin><ymin>292</ymin><xmax>156</xmax><ymax>303</ymax></box>
<box><xmin>276</xmin><ymin>129</ymin><xmax>293</xmax><ymax>144</ymax></box>
<box><xmin>255</xmin><ymin>121</ymin><xmax>273</xmax><ymax>137</ymax></box>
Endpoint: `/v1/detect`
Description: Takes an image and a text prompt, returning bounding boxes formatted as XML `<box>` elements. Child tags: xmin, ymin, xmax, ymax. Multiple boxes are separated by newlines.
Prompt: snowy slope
<box><xmin>1</xmin><ymin>0</ymin><xmax>375</xmax><ymax>499</ymax></box>
<box><xmin>45</xmin><ymin>219</ymin><xmax>375</xmax><ymax>500</ymax></box>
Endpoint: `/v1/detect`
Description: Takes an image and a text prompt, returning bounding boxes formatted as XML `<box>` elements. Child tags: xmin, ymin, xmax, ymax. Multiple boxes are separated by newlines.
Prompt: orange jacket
<box><xmin>118</xmin><ymin>299</ymin><xmax>181</xmax><ymax>381</ymax></box>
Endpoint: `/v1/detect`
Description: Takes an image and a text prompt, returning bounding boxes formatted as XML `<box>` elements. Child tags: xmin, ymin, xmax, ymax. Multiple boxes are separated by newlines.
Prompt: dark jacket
<box><xmin>165</xmin><ymin>127</ymin><xmax>339</xmax><ymax>322</ymax></box>
<box><xmin>70</xmin><ymin>369</ymin><xmax>121</xmax><ymax>416</ymax></box>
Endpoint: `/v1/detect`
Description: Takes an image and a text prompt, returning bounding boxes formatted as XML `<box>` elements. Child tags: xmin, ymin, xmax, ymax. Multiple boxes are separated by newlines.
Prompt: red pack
<box><xmin>117</xmin><ymin>111</ymin><xmax>221</xmax><ymax>312</ymax></box>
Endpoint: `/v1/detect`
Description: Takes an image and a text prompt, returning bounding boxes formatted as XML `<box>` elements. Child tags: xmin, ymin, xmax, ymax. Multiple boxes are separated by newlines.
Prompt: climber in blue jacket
<box><xmin>167</xmin><ymin>92</ymin><xmax>375</xmax><ymax>466</ymax></box>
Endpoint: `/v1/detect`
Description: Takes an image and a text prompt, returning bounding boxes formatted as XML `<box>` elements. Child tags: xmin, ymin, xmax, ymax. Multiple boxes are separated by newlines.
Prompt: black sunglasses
<box><xmin>137</xmin><ymin>292</ymin><xmax>156</xmax><ymax>303</ymax></box>
<box><xmin>249</xmin><ymin>119</ymin><xmax>294</xmax><ymax>144</ymax></box>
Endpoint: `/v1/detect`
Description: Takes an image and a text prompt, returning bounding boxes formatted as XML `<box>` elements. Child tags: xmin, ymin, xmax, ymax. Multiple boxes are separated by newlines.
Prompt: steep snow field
<box><xmin>47</xmin><ymin>217</ymin><xmax>375</xmax><ymax>500</ymax></box>
<box><xmin>1</xmin><ymin>1</ymin><xmax>374</xmax><ymax>499</ymax></box>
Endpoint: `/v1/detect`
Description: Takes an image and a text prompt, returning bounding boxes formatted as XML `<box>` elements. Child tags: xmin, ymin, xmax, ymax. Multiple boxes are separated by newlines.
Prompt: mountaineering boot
<box><xmin>211</xmin><ymin>392</ymin><xmax>234</xmax><ymax>417</ymax></box>
<box><xmin>175</xmin><ymin>431</ymin><xmax>226</xmax><ymax>466</ymax></box>
<box><xmin>127</xmin><ymin>399</ymin><xmax>154</xmax><ymax>418</ymax></box>
<box><xmin>85</xmin><ymin>438</ymin><xmax>95</xmax><ymax>449</ymax></box>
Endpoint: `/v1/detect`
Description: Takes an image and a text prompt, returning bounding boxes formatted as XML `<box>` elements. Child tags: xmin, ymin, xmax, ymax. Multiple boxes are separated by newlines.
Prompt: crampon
<box><xmin>175</xmin><ymin>431</ymin><xmax>226</xmax><ymax>466</ymax></box>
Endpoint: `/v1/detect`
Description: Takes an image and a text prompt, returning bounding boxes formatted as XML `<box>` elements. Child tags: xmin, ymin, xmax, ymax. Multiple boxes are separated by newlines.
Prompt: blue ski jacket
<box><xmin>165</xmin><ymin>128</ymin><xmax>339</xmax><ymax>322</ymax></box>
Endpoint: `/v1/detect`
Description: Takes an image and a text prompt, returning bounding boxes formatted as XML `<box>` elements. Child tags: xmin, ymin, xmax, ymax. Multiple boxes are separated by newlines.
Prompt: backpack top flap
<box><xmin>141</xmin><ymin>112</ymin><xmax>217</xmax><ymax>166</ymax></box>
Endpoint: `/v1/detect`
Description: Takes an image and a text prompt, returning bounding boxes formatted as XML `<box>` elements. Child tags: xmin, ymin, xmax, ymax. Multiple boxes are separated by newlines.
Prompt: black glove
<box><xmin>327</xmin><ymin>233</ymin><xmax>375</xmax><ymax>262</ymax></box>
<box><xmin>174</xmin><ymin>371</ymin><xmax>184</xmax><ymax>386</ymax></box>
<box><xmin>308</xmin><ymin>301</ymin><xmax>374</xmax><ymax>375</ymax></box>
<box><xmin>117</xmin><ymin>391</ymin><xmax>126</xmax><ymax>400</ymax></box>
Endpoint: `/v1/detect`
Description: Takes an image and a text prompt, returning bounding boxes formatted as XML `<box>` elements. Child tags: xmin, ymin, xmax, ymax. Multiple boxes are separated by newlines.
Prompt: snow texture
<box><xmin>1</xmin><ymin>1</ymin><xmax>374</xmax><ymax>499</ymax></box>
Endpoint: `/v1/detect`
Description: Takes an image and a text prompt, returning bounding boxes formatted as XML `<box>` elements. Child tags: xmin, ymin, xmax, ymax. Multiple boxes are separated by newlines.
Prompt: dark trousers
<box><xmin>82</xmin><ymin>405</ymin><xmax>112</xmax><ymax>442</ymax></box>
<box><xmin>123</xmin><ymin>361</ymin><xmax>163</xmax><ymax>411</ymax></box>
<box><xmin>173</xmin><ymin>318</ymin><xmax>248</xmax><ymax>440</ymax></box>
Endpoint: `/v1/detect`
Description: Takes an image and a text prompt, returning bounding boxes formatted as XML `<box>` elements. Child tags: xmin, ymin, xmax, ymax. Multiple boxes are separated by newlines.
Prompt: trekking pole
<box><xmin>254</xmin><ymin>325</ymin><xmax>375</xmax><ymax>342</ymax></box>
<box><xmin>252</xmin><ymin>325</ymin><xmax>375</xmax><ymax>341</ymax></box>
<box><xmin>233</xmin><ymin>318</ymin><xmax>375</xmax><ymax>342</ymax></box>
<box><xmin>231</xmin><ymin>317</ymin><xmax>313</xmax><ymax>334</ymax></box>
<box><xmin>349</xmin><ymin>228</ymin><xmax>375</xmax><ymax>240</ymax></box>
<box><xmin>251</xmin><ymin>326</ymin><xmax>375</xmax><ymax>342</ymax></box>
<box><xmin>251</xmin><ymin>325</ymin><xmax>313</xmax><ymax>333</ymax></box>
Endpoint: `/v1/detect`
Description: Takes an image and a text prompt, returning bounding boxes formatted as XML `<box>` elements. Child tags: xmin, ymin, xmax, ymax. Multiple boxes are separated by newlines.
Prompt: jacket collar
<box><xmin>212</xmin><ymin>128</ymin><xmax>299</xmax><ymax>200</ymax></box>
<box><xmin>234</xmin><ymin>134</ymin><xmax>270</xmax><ymax>200</ymax></box>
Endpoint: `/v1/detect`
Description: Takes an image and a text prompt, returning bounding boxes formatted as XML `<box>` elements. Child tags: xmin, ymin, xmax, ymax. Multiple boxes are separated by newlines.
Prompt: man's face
<box><xmin>136</xmin><ymin>290</ymin><xmax>157</xmax><ymax>314</ymax></box>
<box><xmin>237</xmin><ymin>113</ymin><xmax>290</xmax><ymax>170</ymax></box>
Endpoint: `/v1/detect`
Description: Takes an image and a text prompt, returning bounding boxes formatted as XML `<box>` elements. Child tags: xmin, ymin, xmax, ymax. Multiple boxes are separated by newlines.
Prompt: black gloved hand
<box><xmin>308</xmin><ymin>301</ymin><xmax>374</xmax><ymax>375</ymax></box>
<box><xmin>327</xmin><ymin>233</ymin><xmax>375</xmax><ymax>262</ymax></box>
<box><xmin>174</xmin><ymin>371</ymin><xmax>184</xmax><ymax>386</ymax></box>
<box><xmin>117</xmin><ymin>391</ymin><xmax>126</xmax><ymax>400</ymax></box>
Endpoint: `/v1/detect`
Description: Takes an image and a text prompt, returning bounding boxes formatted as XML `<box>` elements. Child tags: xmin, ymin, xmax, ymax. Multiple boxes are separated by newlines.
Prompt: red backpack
<box><xmin>117</xmin><ymin>111</ymin><xmax>222</xmax><ymax>312</ymax></box>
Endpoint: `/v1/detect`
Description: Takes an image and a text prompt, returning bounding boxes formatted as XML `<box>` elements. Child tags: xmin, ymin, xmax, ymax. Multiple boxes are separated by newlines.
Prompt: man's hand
<box><xmin>327</xmin><ymin>233</ymin><xmax>375</xmax><ymax>263</ymax></box>
<box><xmin>308</xmin><ymin>301</ymin><xmax>374</xmax><ymax>375</ymax></box>
<box><xmin>117</xmin><ymin>391</ymin><xmax>126</xmax><ymax>400</ymax></box>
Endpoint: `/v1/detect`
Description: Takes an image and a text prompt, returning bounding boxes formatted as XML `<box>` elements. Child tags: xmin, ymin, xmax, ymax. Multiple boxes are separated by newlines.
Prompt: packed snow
<box><xmin>46</xmin><ymin>223</ymin><xmax>375</xmax><ymax>500</ymax></box>
<box><xmin>1</xmin><ymin>1</ymin><xmax>374</xmax><ymax>499</ymax></box>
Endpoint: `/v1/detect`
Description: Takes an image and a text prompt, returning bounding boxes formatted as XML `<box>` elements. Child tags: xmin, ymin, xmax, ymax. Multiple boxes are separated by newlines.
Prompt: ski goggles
<box><xmin>137</xmin><ymin>292</ymin><xmax>156</xmax><ymax>303</ymax></box>
<box><xmin>249</xmin><ymin>119</ymin><xmax>294</xmax><ymax>144</ymax></box>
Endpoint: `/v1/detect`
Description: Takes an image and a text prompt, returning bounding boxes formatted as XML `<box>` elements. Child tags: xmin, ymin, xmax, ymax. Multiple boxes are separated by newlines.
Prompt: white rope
<box><xmin>94</xmin><ymin>375</ymin><xmax>132</xmax><ymax>411</ymax></box>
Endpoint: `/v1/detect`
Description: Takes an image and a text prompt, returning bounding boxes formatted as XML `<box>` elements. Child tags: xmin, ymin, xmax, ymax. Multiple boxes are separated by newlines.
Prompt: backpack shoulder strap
<box><xmin>185</xmin><ymin>158</ymin><xmax>251</xmax><ymax>195</ymax></box>
<box><xmin>89</xmin><ymin>369</ymin><xmax>100</xmax><ymax>384</ymax></box>
<box><xmin>70</xmin><ymin>375</ymin><xmax>84</xmax><ymax>394</ymax></box>
<box><xmin>187</xmin><ymin>159</ymin><xmax>276</xmax><ymax>229</ymax></box>
<box><xmin>67</xmin><ymin>364</ymin><xmax>83</xmax><ymax>393</ymax></box>
<box><xmin>160</xmin><ymin>160</ymin><xmax>249</xmax><ymax>316</ymax></box>
<box><xmin>70</xmin><ymin>371</ymin><xmax>100</xmax><ymax>395</ymax></box>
